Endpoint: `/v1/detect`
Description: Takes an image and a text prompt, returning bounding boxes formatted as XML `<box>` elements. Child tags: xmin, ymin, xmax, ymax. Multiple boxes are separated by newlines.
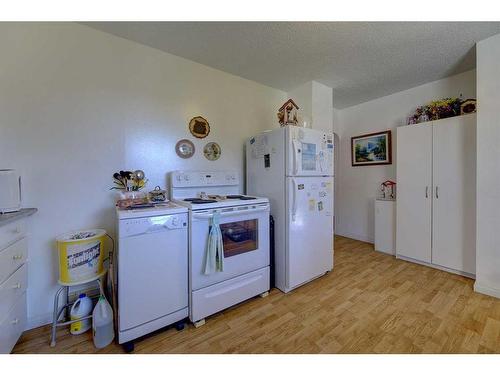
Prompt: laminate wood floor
<box><xmin>13</xmin><ymin>236</ymin><xmax>500</xmax><ymax>354</ymax></box>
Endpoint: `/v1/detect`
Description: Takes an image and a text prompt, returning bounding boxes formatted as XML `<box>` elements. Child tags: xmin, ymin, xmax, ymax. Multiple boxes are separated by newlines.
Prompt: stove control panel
<box><xmin>171</xmin><ymin>171</ymin><xmax>239</xmax><ymax>188</ymax></box>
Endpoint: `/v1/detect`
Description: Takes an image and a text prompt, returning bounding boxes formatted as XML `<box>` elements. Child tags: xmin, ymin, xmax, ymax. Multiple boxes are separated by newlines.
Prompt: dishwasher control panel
<box><xmin>119</xmin><ymin>214</ymin><xmax>188</xmax><ymax>237</ymax></box>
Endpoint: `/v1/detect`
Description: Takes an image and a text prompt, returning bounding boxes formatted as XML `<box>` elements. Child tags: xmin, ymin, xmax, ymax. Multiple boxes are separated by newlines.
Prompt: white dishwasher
<box><xmin>116</xmin><ymin>203</ymin><xmax>188</xmax><ymax>352</ymax></box>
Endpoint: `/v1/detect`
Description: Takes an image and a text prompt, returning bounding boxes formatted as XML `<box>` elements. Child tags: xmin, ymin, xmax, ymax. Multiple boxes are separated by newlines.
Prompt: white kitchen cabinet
<box><xmin>396</xmin><ymin>114</ymin><xmax>476</xmax><ymax>276</ymax></box>
<box><xmin>375</xmin><ymin>199</ymin><xmax>396</xmax><ymax>255</ymax></box>
<box><xmin>396</xmin><ymin>123</ymin><xmax>433</xmax><ymax>263</ymax></box>
<box><xmin>432</xmin><ymin>115</ymin><xmax>476</xmax><ymax>274</ymax></box>
<box><xmin>0</xmin><ymin>208</ymin><xmax>36</xmax><ymax>354</ymax></box>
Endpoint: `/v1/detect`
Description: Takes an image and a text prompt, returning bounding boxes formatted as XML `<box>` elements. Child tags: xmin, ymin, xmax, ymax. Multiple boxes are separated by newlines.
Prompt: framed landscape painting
<box><xmin>351</xmin><ymin>130</ymin><xmax>392</xmax><ymax>166</ymax></box>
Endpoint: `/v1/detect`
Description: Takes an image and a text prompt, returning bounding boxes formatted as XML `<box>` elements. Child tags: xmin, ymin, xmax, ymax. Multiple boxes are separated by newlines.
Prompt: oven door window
<box><xmin>219</xmin><ymin>219</ymin><xmax>258</xmax><ymax>257</ymax></box>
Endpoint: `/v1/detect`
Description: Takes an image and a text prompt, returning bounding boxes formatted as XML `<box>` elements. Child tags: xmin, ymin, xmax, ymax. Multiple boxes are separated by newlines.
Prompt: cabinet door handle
<box><xmin>11</xmin><ymin>318</ymin><xmax>19</xmax><ymax>325</ymax></box>
<box><xmin>12</xmin><ymin>283</ymin><xmax>21</xmax><ymax>289</ymax></box>
<box><xmin>12</xmin><ymin>254</ymin><xmax>23</xmax><ymax>260</ymax></box>
<box><xmin>425</xmin><ymin>186</ymin><xmax>429</xmax><ymax>198</ymax></box>
<box><xmin>436</xmin><ymin>186</ymin><xmax>439</xmax><ymax>199</ymax></box>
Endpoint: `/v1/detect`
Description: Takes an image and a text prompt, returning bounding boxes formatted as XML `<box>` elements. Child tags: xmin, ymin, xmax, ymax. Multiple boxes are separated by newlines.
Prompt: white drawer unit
<box><xmin>0</xmin><ymin>237</ymin><xmax>28</xmax><ymax>284</ymax></box>
<box><xmin>0</xmin><ymin>208</ymin><xmax>36</xmax><ymax>354</ymax></box>
<box><xmin>0</xmin><ymin>218</ymin><xmax>26</xmax><ymax>251</ymax></box>
<box><xmin>0</xmin><ymin>292</ymin><xmax>27</xmax><ymax>354</ymax></box>
<box><xmin>0</xmin><ymin>263</ymin><xmax>28</xmax><ymax>319</ymax></box>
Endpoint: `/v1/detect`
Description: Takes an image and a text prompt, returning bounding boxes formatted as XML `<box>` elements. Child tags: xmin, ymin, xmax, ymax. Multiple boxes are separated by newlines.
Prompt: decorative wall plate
<box><xmin>189</xmin><ymin>116</ymin><xmax>210</xmax><ymax>138</ymax></box>
<box><xmin>175</xmin><ymin>139</ymin><xmax>195</xmax><ymax>159</ymax></box>
<box><xmin>203</xmin><ymin>142</ymin><xmax>221</xmax><ymax>161</ymax></box>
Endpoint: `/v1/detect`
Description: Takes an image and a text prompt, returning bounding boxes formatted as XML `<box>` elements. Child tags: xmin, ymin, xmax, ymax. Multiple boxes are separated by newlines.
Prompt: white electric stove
<box><xmin>169</xmin><ymin>171</ymin><xmax>270</xmax><ymax>327</ymax></box>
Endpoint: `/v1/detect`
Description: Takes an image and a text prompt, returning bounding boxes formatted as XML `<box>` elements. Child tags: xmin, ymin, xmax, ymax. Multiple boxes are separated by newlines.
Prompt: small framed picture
<box><xmin>351</xmin><ymin>130</ymin><xmax>392</xmax><ymax>166</ymax></box>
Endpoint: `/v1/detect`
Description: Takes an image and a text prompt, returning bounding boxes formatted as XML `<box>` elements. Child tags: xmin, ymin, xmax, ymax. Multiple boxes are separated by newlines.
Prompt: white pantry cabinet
<box><xmin>396</xmin><ymin>123</ymin><xmax>433</xmax><ymax>263</ymax></box>
<box><xmin>396</xmin><ymin>114</ymin><xmax>476</xmax><ymax>276</ymax></box>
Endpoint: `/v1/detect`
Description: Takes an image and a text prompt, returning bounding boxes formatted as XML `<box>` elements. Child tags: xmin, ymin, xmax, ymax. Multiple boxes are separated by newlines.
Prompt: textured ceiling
<box><xmin>83</xmin><ymin>22</ymin><xmax>500</xmax><ymax>108</ymax></box>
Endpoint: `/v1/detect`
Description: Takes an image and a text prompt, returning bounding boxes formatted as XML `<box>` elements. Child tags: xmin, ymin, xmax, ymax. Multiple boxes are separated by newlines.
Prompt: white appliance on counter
<box><xmin>116</xmin><ymin>203</ymin><xmax>188</xmax><ymax>352</ymax></box>
<box><xmin>246</xmin><ymin>126</ymin><xmax>334</xmax><ymax>293</ymax></box>
<box><xmin>0</xmin><ymin>170</ymin><xmax>21</xmax><ymax>214</ymax></box>
<box><xmin>169</xmin><ymin>171</ymin><xmax>270</xmax><ymax>327</ymax></box>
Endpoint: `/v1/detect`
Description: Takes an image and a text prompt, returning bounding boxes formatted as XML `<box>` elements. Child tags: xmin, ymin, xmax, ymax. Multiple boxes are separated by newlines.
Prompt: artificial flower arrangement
<box><xmin>110</xmin><ymin>170</ymin><xmax>147</xmax><ymax>191</ymax></box>
<box><xmin>111</xmin><ymin>170</ymin><xmax>149</xmax><ymax>208</ymax></box>
<box><xmin>407</xmin><ymin>97</ymin><xmax>474</xmax><ymax>125</ymax></box>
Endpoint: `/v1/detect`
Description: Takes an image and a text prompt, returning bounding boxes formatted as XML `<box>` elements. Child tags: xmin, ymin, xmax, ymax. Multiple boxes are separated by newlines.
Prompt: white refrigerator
<box><xmin>246</xmin><ymin>126</ymin><xmax>334</xmax><ymax>293</ymax></box>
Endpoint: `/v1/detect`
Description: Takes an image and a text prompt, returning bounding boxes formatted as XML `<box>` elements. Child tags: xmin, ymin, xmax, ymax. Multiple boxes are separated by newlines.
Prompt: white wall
<box><xmin>288</xmin><ymin>81</ymin><xmax>334</xmax><ymax>133</ymax></box>
<box><xmin>311</xmin><ymin>82</ymin><xmax>334</xmax><ymax>134</ymax></box>
<box><xmin>288</xmin><ymin>82</ymin><xmax>312</xmax><ymax>124</ymax></box>
<box><xmin>0</xmin><ymin>23</ymin><xmax>286</xmax><ymax>328</ymax></box>
<box><xmin>333</xmin><ymin>108</ymin><xmax>341</xmax><ymax>232</ymax></box>
<box><xmin>335</xmin><ymin>70</ymin><xmax>476</xmax><ymax>243</ymax></box>
<box><xmin>475</xmin><ymin>34</ymin><xmax>500</xmax><ymax>298</ymax></box>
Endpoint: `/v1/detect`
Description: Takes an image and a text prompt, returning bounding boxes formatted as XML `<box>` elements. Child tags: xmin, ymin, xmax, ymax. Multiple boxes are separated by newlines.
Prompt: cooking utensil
<box><xmin>134</xmin><ymin>170</ymin><xmax>145</xmax><ymax>181</ymax></box>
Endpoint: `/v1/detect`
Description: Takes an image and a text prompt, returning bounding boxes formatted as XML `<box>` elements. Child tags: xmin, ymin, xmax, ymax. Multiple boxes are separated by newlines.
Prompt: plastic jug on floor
<box><xmin>92</xmin><ymin>295</ymin><xmax>114</xmax><ymax>349</ymax></box>
<box><xmin>70</xmin><ymin>293</ymin><xmax>93</xmax><ymax>335</ymax></box>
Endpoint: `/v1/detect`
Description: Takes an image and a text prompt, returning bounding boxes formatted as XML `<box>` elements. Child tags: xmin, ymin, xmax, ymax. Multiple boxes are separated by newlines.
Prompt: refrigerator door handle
<box><xmin>292</xmin><ymin>140</ymin><xmax>300</xmax><ymax>175</ymax></box>
<box><xmin>291</xmin><ymin>178</ymin><xmax>297</xmax><ymax>222</ymax></box>
<box><xmin>18</xmin><ymin>176</ymin><xmax>22</xmax><ymax>203</ymax></box>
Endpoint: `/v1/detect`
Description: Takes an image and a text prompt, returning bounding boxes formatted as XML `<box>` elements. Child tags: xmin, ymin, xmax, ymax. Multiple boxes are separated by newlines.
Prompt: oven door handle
<box><xmin>192</xmin><ymin>206</ymin><xmax>269</xmax><ymax>220</ymax></box>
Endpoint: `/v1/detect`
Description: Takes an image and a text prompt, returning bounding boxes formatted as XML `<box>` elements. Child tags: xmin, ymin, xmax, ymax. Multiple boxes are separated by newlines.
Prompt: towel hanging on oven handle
<box><xmin>204</xmin><ymin>211</ymin><xmax>224</xmax><ymax>275</ymax></box>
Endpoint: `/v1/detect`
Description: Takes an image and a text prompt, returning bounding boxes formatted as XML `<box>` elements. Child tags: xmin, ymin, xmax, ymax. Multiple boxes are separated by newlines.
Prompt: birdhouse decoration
<box><xmin>277</xmin><ymin>99</ymin><xmax>299</xmax><ymax>127</ymax></box>
<box><xmin>380</xmin><ymin>180</ymin><xmax>396</xmax><ymax>199</ymax></box>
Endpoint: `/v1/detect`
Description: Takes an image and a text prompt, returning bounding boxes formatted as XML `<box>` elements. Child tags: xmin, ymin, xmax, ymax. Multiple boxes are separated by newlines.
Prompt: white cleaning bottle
<box><xmin>92</xmin><ymin>295</ymin><xmax>114</xmax><ymax>348</ymax></box>
<box><xmin>70</xmin><ymin>293</ymin><xmax>93</xmax><ymax>335</ymax></box>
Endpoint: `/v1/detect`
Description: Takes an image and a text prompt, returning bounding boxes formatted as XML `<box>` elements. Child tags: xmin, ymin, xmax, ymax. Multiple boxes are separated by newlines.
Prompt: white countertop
<box><xmin>0</xmin><ymin>208</ymin><xmax>37</xmax><ymax>227</ymax></box>
<box><xmin>116</xmin><ymin>202</ymin><xmax>187</xmax><ymax>219</ymax></box>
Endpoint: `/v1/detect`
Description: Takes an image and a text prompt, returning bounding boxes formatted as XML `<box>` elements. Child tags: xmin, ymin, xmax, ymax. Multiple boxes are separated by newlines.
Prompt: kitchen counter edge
<box><xmin>0</xmin><ymin>208</ymin><xmax>38</xmax><ymax>227</ymax></box>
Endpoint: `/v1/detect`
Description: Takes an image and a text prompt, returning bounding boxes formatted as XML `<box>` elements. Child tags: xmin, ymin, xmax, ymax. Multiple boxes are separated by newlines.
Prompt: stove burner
<box><xmin>226</xmin><ymin>195</ymin><xmax>257</xmax><ymax>200</ymax></box>
<box><xmin>184</xmin><ymin>198</ymin><xmax>218</xmax><ymax>204</ymax></box>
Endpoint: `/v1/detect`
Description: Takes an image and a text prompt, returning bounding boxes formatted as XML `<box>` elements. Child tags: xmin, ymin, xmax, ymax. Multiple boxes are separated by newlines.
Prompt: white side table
<box><xmin>374</xmin><ymin>198</ymin><xmax>396</xmax><ymax>255</ymax></box>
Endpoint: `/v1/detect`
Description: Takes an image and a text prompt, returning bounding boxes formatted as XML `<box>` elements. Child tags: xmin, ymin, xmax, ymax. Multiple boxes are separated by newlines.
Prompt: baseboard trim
<box><xmin>26</xmin><ymin>313</ymin><xmax>52</xmax><ymax>331</ymax></box>
<box><xmin>335</xmin><ymin>230</ymin><xmax>374</xmax><ymax>244</ymax></box>
<box><xmin>474</xmin><ymin>282</ymin><xmax>500</xmax><ymax>299</ymax></box>
<box><xmin>396</xmin><ymin>254</ymin><xmax>476</xmax><ymax>280</ymax></box>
